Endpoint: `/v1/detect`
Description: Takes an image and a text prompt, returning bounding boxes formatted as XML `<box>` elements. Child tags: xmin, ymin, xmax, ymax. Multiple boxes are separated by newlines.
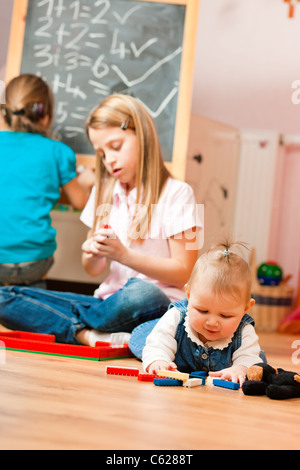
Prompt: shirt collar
<box><xmin>184</xmin><ymin>315</ymin><xmax>234</xmax><ymax>351</ymax></box>
<box><xmin>113</xmin><ymin>180</ymin><xmax>139</xmax><ymax>207</ymax></box>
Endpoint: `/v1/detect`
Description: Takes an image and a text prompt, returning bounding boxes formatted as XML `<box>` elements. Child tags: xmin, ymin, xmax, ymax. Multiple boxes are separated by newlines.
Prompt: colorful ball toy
<box><xmin>257</xmin><ymin>261</ymin><xmax>283</xmax><ymax>286</ymax></box>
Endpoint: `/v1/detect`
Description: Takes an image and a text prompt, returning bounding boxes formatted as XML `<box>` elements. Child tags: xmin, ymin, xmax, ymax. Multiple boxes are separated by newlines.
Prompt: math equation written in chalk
<box><xmin>20</xmin><ymin>0</ymin><xmax>186</xmax><ymax>159</ymax></box>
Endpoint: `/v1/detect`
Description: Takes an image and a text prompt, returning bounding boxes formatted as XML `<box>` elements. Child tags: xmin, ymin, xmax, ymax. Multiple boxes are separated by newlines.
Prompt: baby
<box><xmin>141</xmin><ymin>242</ymin><xmax>265</xmax><ymax>386</ymax></box>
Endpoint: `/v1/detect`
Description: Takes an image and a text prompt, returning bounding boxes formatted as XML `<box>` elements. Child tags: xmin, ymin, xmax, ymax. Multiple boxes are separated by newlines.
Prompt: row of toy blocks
<box><xmin>154</xmin><ymin>370</ymin><xmax>206</xmax><ymax>387</ymax></box>
<box><xmin>105</xmin><ymin>366</ymin><xmax>240</xmax><ymax>390</ymax></box>
<box><xmin>153</xmin><ymin>377</ymin><xmax>204</xmax><ymax>388</ymax></box>
<box><xmin>155</xmin><ymin>369</ymin><xmax>239</xmax><ymax>390</ymax></box>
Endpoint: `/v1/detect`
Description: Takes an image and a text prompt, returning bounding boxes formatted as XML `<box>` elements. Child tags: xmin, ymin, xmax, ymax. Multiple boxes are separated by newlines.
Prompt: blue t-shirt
<box><xmin>0</xmin><ymin>131</ymin><xmax>77</xmax><ymax>263</ymax></box>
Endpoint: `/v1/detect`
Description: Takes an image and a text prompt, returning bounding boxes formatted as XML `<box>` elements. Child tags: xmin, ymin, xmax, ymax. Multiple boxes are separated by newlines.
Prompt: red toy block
<box><xmin>0</xmin><ymin>331</ymin><xmax>55</xmax><ymax>342</ymax></box>
<box><xmin>106</xmin><ymin>365</ymin><xmax>139</xmax><ymax>376</ymax></box>
<box><xmin>95</xmin><ymin>342</ymin><xmax>134</xmax><ymax>360</ymax></box>
<box><xmin>138</xmin><ymin>373</ymin><xmax>159</xmax><ymax>382</ymax></box>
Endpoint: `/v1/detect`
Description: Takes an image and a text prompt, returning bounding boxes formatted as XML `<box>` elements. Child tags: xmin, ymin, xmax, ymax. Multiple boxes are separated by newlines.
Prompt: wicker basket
<box><xmin>250</xmin><ymin>250</ymin><xmax>294</xmax><ymax>332</ymax></box>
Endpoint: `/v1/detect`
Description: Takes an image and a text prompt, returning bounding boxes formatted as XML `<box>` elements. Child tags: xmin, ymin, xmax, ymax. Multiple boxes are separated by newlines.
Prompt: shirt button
<box><xmin>201</xmin><ymin>353</ymin><xmax>208</xmax><ymax>360</ymax></box>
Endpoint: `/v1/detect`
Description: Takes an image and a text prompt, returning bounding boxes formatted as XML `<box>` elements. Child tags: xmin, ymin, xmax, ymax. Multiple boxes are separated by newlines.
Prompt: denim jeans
<box><xmin>0</xmin><ymin>257</ymin><xmax>54</xmax><ymax>288</ymax></box>
<box><xmin>0</xmin><ymin>278</ymin><xmax>171</xmax><ymax>344</ymax></box>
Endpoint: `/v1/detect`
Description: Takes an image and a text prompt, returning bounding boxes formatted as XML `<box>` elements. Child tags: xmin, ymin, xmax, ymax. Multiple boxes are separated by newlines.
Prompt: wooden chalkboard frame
<box><xmin>5</xmin><ymin>0</ymin><xmax>200</xmax><ymax>180</ymax></box>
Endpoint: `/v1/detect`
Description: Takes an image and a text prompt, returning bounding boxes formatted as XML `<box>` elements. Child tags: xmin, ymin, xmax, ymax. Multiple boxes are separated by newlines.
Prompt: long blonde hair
<box><xmin>1</xmin><ymin>74</ymin><xmax>54</xmax><ymax>136</ymax></box>
<box><xmin>86</xmin><ymin>94</ymin><xmax>170</xmax><ymax>239</ymax></box>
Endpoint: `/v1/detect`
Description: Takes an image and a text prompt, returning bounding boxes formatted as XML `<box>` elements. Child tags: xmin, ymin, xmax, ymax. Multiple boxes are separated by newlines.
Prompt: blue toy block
<box><xmin>189</xmin><ymin>371</ymin><xmax>208</xmax><ymax>382</ymax></box>
<box><xmin>189</xmin><ymin>370</ymin><xmax>208</xmax><ymax>377</ymax></box>
<box><xmin>213</xmin><ymin>379</ymin><xmax>240</xmax><ymax>390</ymax></box>
<box><xmin>153</xmin><ymin>378</ymin><xmax>183</xmax><ymax>387</ymax></box>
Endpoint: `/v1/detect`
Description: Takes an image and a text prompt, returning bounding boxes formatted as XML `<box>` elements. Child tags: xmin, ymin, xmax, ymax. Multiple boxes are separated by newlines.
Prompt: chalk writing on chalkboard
<box><xmin>20</xmin><ymin>0</ymin><xmax>186</xmax><ymax>160</ymax></box>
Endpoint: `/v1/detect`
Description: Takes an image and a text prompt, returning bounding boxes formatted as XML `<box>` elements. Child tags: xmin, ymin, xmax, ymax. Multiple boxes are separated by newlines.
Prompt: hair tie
<box><xmin>12</xmin><ymin>109</ymin><xmax>25</xmax><ymax>116</ymax></box>
<box><xmin>31</xmin><ymin>102</ymin><xmax>44</xmax><ymax>115</ymax></box>
<box><xmin>223</xmin><ymin>249</ymin><xmax>229</xmax><ymax>257</ymax></box>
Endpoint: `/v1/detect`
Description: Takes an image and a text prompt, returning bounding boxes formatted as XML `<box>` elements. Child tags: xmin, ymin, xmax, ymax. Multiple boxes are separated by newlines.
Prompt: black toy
<box><xmin>242</xmin><ymin>363</ymin><xmax>300</xmax><ymax>400</ymax></box>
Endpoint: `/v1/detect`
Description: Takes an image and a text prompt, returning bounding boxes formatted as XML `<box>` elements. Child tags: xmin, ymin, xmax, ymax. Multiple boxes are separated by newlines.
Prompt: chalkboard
<box><xmin>6</xmin><ymin>0</ymin><xmax>199</xmax><ymax>177</ymax></box>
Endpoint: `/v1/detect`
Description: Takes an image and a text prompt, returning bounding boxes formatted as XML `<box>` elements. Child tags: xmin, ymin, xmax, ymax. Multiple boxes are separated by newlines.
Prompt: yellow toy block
<box><xmin>183</xmin><ymin>378</ymin><xmax>205</xmax><ymax>388</ymax></box>
<box><xmin>157</xmin><ymin>370</ymin><xmax>190</xmax><ymax>382</ymax></box>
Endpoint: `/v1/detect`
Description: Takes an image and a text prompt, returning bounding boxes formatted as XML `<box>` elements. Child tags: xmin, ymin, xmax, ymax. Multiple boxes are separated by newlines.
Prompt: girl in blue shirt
<box><xmin>0</xmin><ymin>74</ymin><xmax>94</xmax><ymax>287</ymax></box>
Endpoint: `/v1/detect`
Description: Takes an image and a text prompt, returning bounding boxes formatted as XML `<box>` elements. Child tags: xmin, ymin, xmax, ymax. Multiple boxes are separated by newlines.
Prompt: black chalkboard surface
<box><xmin>20</xmin><ymin>0</ymin><xmax>185</xmax><ymax>160</ymax></box>
<box><xmin>6</xmin><ymin>0</ymin><xmax>199</xmax><ymax>177</ymax></box>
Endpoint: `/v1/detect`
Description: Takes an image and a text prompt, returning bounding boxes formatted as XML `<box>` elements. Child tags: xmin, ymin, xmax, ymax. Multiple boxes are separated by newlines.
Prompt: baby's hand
<box><xmin>146</xmin><ymin>361</ymin><xmax>177</xmax><ymax>375</ymax></box>
<box><xmin>209</xmin><ymin>365</ymin><xmax>248</xmax><ymax>387</ymax></box>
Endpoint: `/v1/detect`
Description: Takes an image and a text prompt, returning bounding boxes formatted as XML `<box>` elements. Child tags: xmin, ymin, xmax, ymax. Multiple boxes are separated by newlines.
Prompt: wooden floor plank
<box><xmin>0</xmin><ymin>332</ymin><xmax>299</xmax><ymax>450</ymax></box>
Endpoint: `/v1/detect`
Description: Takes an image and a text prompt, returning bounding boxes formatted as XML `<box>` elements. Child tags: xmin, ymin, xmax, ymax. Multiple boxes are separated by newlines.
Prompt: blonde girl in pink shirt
<box><xmin>0</xmin><ymin>94</ymin><xmax>201</xmax><ymax>346</ymax></box>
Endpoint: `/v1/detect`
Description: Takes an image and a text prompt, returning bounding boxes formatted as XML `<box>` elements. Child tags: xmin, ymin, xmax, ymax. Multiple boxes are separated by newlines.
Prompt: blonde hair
<box><xmin>187</xmin><ymin>240</ymin><xmax>252</xmax><ymax>303</ymax></box>
<box><xmin>86</xmin><ymin>94</ymin><xmax>170</xmax><ymax>238</ymax></box>
<box><xmin>1</xmin><ymin>74</ymin><xmax>54</xmax><ymax>136</ymax></box>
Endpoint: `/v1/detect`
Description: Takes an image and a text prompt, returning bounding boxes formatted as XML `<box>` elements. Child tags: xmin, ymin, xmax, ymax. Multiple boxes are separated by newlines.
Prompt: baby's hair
<box><xmin>0</xmin><ymin>74</ymin><xmax>54</xmax><ymax>136</ymax></box>
<box><xmin>187</xmin><ymin>240</ymin><xmax>252</xmax><ymax>303</ymax></box>
<box><xmin>86</xmin><ymin>94</ymin><xmax>170</xmax><ymax>238</ymax></box>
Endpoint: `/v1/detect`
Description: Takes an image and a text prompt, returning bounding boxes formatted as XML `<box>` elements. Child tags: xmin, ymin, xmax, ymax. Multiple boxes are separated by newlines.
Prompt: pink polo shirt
<box><xmin>80</xmin><ymin>178</ymin><xmax>202</xmax><ymax>302</ymax></box>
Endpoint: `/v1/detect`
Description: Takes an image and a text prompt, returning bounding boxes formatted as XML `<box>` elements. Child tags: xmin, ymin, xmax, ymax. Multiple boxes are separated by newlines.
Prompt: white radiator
<box><xmin>232</xmin><ymin>129</ymin><xmax>280</xmax><ymax>265</ymax></box>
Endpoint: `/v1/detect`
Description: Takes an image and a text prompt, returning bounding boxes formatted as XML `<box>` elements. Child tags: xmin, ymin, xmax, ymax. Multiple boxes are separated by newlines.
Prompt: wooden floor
<box><xmin>0</xmin><ymin>330</ymin><xmax>299</xmax><ymax>450</ymax></box>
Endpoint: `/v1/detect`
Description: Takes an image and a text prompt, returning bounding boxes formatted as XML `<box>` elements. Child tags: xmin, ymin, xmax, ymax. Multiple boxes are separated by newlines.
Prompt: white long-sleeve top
<box><xmin>142</xmin><ymin>306</ymin><xmax>263</xmax><ymax>372</ymax></box>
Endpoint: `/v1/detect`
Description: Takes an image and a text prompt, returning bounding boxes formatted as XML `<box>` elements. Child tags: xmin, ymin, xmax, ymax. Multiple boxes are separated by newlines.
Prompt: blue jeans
<box><xmin>0</xmin><ymin>257</ymin><xmax>54</xmax><ymax>288</ymax></box>
<box><xmin>0</xmin><ymin>278</ymin><xmax>170</xmax><ymax>344</ymax></box>
<box><xmin>129</xmin><ymin>318</ymin><xmax>160</xmax><ymax>360</ymax></box>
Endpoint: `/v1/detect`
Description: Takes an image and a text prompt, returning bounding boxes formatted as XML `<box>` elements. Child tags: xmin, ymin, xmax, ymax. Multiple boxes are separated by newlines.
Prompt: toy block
<box><xmin>184</xmin><ymin>378</ymin><xmax>206</xmax><ymax>388</ymax></box>
<box><xmin>0</xmin><ymin>331</ymin><xmax>134</xmax><ymax>361</ymax></box>
<box><xmin>138</xmin><ymin>374</ymin><xmax>159</xmax><ymax>382</ymax></box>
<box><xmin>0</xmin><ymin>332</ymin><xmax>100</xmax><ymax>359</ymax></box>
<box><xmin>105</xmin><ymin>365</ymin><xmax>140</xmax><ymax>376</ymax></box>
<box><xmin>0</xmin><ymin>331</ymin><xmax>55</xmax><ymax>342</ymax></box>
<box><xmin>213</xmin><ymin>379</ymin><xmax>240</xmax><ymax>390</ymax></box>
<box><xmin>95</xmin><ymin>342</ymin><xmax>134</xmax><ymax>360</ymax></box>
<box><xmin>189</xmin><ymin>371</ymin><xmax>208</xmax><ymax>378</ymax></box>
<box><xmin>157</xmin><ymin>370</ymin><xmax>189</xmax><ymax>382</ymax></box>
<box><xmin>153</xmin><ymin>378</ymin><xmax>183</xmax><ymax>387</ymax></box>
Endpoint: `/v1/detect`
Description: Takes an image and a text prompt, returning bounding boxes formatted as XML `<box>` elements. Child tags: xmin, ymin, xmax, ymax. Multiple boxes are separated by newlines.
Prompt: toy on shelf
<box><xmin>250</xmin><ymin>250</ymin><xmax>294</xmax><ymax>332</ymax></box>
<box><xmin>257</xmin><ymin>261</ymin><xmax>283</xmax><ymax>286</ymax></box>
<box><xmin>0</xmin><ymin>331</ymin><xmax>134</xmax><ymax>361</ymax></box>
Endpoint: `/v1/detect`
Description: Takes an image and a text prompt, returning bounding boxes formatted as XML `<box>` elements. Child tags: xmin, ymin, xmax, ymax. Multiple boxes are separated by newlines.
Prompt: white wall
<box><xmin>192</xmin><ymin>0</ymin><xmax>300</xmax><ymax>134</ymax></box>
